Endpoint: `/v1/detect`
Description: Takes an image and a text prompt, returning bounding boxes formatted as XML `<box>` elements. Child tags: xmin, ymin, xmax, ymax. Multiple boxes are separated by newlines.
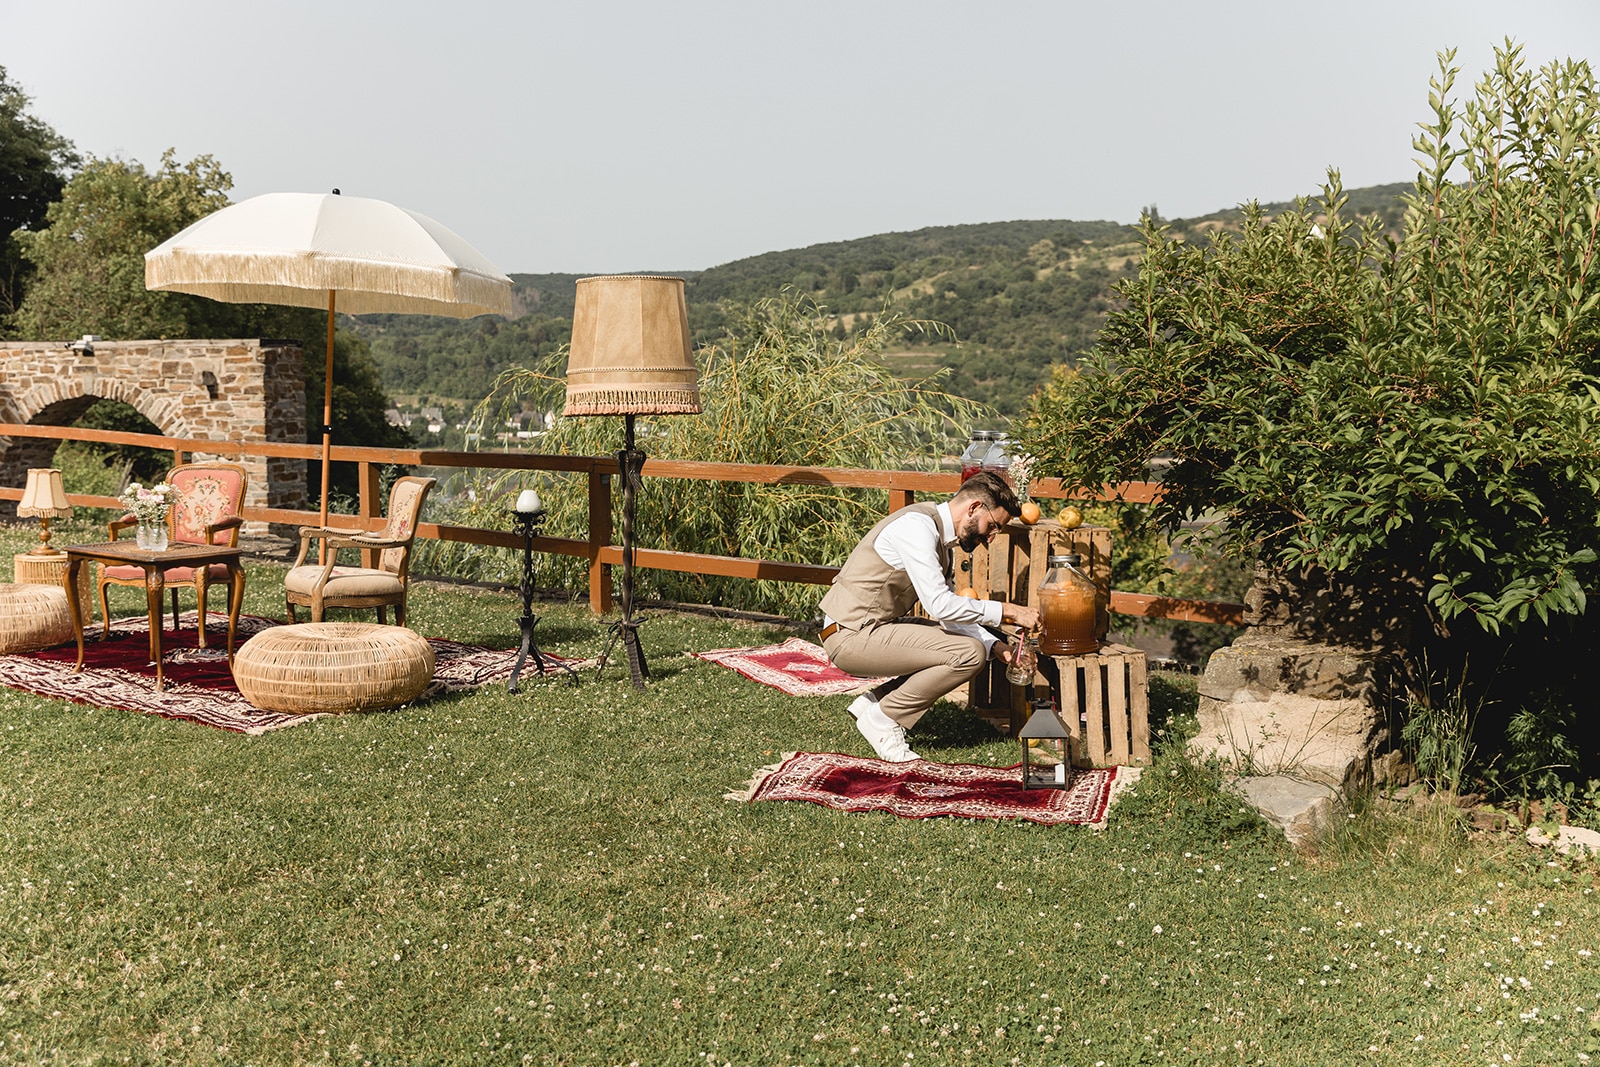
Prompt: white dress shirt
<box><xmin>867</xmin><ymin>501</ymin><xmax>1002</xmax><ymax>654</ymax></box>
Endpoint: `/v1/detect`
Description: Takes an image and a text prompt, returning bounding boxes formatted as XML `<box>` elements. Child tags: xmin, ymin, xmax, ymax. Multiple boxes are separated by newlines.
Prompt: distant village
<box><xmin>383</xmin><ymin>402</ymin><xmax>555</xmax><ymax>448</ymax></box>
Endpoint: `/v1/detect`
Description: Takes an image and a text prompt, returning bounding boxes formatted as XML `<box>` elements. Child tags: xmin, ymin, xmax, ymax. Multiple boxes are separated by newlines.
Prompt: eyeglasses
<box><xmin>975</xmin><ymin>507</ymin><xmax>1009</xmax><ymax>542</ymax></box>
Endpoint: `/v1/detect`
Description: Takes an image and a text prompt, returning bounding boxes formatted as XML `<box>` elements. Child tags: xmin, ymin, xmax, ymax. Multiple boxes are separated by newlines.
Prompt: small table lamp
<box><xmin>563</xmin><ymin>275</ymin><xmax>701</xmax><ymax>689</ymax></box>
<box><xmin>17</xmin><ymin>468</ymin><xmax>72</xmax><ymax>556</ymax></box>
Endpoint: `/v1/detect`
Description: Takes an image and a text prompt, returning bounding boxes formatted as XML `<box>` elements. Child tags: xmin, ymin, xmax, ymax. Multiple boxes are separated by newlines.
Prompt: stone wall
<box><xmin>0</xmin><ymin>339</ymin><xmax>307</xmax><ymax>527</ymax></box>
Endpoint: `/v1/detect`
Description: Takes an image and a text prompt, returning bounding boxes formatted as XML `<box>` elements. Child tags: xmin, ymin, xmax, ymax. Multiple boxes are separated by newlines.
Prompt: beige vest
<box><xmin>819</xmin><ymin>502</ymin><xmax>951</xmax><ymax>630</ymax></box>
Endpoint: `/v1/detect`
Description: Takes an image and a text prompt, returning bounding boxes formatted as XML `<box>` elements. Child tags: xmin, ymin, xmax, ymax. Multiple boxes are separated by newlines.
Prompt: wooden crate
<box><xmin>954</xmin><ymin>518</ymin><xmax>1112</xmax><ymax>720</ymax></box>
<box><xmin>1041</xmin><ymin>643</ymin><xmax>1150</xmax><ymax>767</ymax></box>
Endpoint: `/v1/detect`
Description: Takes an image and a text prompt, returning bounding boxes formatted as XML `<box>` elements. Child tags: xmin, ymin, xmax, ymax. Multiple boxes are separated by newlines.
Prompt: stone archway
<box><xmin>0</xmin><ymin>339</ymin><xmax>307</xmax><ymax>526</ymax></box>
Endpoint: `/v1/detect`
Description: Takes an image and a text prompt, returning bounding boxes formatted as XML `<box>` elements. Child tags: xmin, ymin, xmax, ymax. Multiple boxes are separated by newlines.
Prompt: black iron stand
<box><xmin>505</xmin><ymin>507</ymin><xmax>578</xmax><ymax>693</ymax></box>
<box><xmin>596</xmin><ymin>414</ymin><xmax>651</xmax><ymax>689</ymax></box>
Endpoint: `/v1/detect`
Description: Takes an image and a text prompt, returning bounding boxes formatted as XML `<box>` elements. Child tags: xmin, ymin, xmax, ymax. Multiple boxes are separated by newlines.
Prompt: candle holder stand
<box><xmin>503</xmin><ymin>507</ymin><xmax>579</xmax><ymax>692</ymax></box>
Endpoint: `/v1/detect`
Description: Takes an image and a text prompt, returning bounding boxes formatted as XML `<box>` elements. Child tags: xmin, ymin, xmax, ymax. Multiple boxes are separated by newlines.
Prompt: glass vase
<box><xmin>135</xmin><ymin>521</ymin><xmax>168</xmax><ymax>552</ymax></box>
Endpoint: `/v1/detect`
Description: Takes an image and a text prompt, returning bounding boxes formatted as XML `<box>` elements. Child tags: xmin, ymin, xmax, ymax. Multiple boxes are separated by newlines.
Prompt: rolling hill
<box><xmin>353</xmin><ymin>182</ymin><xmax>1412</xmax><ymax>417</ymax></box>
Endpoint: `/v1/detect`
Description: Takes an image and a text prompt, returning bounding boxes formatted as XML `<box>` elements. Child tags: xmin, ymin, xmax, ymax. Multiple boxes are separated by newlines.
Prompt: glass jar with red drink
<box><xmin>959</xmin><ymin>431</ymin><xmax>996</xmax><ymax>482</ymax></box>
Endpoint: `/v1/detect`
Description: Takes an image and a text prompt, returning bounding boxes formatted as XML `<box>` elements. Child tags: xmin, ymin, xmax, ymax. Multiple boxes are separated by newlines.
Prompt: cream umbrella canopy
<box><xmin>145</xmin><ymin>190</ymin><xmax>513</xmax><ymax>526</ymax></box>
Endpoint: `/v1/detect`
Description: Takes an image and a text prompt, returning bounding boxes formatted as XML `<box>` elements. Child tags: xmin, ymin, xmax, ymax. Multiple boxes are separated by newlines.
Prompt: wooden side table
<box><xmin>61</xmin><ymin>541</ymin><xmax>245</xmax><ymax>692</ymax></box>
<box><xmin>13</xmin><ymin>551</ymin><xmax>91</xmax><ymax>621</ymax></box>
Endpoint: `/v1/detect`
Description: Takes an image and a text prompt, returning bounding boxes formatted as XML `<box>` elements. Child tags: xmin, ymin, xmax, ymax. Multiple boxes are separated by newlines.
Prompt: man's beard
<box><xmin>958</xmin><ymin>528</ymin><xmax>984</xmax><ymax>552</ymax></box>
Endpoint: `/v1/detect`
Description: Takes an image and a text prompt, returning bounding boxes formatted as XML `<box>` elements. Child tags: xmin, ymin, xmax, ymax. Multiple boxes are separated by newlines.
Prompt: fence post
<box><xmin>358</xmin><ymin>461</ymin><xmax>382</xmax><ymax>568</ymax></box>
<box><xmin>588</xmin><ymin>465</ymin><xmax>613</xmax><ymax>614</ymax></box>
<box><xmin>888</xmin><ymin>488</ymin><xmax>915</xmax><ymax>514</ymax></box>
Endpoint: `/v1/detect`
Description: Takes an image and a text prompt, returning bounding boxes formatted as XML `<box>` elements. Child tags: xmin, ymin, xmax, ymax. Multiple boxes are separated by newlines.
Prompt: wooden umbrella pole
<box><xmin>320</xmin><ymin>289</ymin><xmax>336</xmax><ymax>563</ymax></box>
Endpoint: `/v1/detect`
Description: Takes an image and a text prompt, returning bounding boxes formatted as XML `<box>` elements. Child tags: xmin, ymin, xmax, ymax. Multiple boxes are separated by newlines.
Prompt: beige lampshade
<box><xmin>563</xmin><ymin>275</ymin><xmax>701</xmax><ymax>416</ymax></box>
<box><xmin>18</xmin><ymin>468</ymin><xmax>72</xmax><ymax>518</ymax></box>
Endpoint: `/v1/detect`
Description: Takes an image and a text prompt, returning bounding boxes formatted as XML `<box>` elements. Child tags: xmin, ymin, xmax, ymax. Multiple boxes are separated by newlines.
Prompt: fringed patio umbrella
<box><xmin>145</xmin><ymin>190</ymin><xmax>513</xmax><ymax>526</ymax></box>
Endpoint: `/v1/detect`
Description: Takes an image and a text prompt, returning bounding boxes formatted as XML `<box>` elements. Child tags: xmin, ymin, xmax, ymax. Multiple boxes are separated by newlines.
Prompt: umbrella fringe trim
<box><xmin>145</xmin><ymin>252</ymin><xmax>512</xmax><ymax>318</ymax></box>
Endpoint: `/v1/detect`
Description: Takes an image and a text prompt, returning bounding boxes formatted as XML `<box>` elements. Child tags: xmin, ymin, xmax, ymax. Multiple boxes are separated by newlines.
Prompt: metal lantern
<box><xmin>1018</xmin><ymin>698</ymin><xmax>1071</xmax><ymax>790</ymax></box>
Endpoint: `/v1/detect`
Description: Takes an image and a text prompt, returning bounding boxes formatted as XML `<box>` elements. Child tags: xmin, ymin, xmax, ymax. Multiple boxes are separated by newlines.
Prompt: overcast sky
<box><xmin>6</xmin><ymin>0</ymin><xmax>1599</xmax><ymax>274</ymax></box>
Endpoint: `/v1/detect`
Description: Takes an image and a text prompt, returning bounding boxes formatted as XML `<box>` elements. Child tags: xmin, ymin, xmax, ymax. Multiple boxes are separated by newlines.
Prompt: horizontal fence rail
<box><xmin>0</xmin><ymin>423</ymin><xmax>1245</xmax><ymax>626</ymax></box>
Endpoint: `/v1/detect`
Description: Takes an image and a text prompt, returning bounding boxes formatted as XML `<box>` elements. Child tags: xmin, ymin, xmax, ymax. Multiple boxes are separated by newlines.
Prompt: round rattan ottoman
<box><xmin>0</xmin><ymin>582</ymin><xmax>73</xmax><ymax>653</ymax></box>
<box><xmin>232</xmin><ymin>622</ymin><xmax>436</xmax><ymax>714</ymax></box>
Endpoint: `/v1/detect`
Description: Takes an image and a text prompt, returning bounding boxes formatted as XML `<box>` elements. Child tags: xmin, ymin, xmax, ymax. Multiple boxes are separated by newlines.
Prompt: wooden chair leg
<box><xmin>376</xmin><ymin>606</ymin><xmax>388</xmax><ymax>625</ymax></box>
<box><xmin>98</xmin><ymin>581</ymin><xmax>112</xmax><ymax>641</ymax></box>
<box><xmin>285</xmin><ymin>597</ymin><xmax>297</xmax><ymax>624</ymax></box>
<box><xmin>195</xmin><ymin>579</ymin><xmax>208</xmax><ymax>648</ymax></box>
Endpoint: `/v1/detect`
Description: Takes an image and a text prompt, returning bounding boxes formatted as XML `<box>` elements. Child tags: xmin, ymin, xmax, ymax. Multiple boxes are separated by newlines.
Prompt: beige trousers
<box><xmin>823</xmin><ymin>618</ymin><xmax>988</xmax><ymax>728</ymax></box>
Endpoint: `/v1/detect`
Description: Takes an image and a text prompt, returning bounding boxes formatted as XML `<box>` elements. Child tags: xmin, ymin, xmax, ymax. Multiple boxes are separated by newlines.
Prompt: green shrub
<box><xmin>1021</xmin><ymin>44</ymin><xmax>1600</xmax><ymax>639</ymax></box>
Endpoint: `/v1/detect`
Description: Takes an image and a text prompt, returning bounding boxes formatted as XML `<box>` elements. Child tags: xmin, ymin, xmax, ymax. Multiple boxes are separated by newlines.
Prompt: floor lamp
<box><xmin>563</xmin><ymin>275</ymin><xmax>701</xmax><ymax>689</ymax></box>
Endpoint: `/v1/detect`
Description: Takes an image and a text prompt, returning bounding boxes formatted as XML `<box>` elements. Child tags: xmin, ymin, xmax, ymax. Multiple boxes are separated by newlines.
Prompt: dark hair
<box><xmin>952</xmin><ymin>470</ymin><xmax>1019</xmax><ymax>517</ymax></box>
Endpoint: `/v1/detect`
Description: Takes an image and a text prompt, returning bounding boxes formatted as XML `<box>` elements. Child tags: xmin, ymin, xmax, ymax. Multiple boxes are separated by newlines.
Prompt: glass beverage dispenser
<box><xmin>1036</xmin><ymin>553</ymin><xmax>1100</xmax><ymax>656</ymax></box>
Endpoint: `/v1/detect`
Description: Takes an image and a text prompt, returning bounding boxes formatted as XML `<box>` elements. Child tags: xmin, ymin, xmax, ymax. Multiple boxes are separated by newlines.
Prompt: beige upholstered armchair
<box><xmin>285</xmin><ymin>476</ymin><xmax>435</xmax><ymax>626</ymax></box>
<box><xmin>99</xmin><ymin>461</ymin><xmax>248</xmax><ymax>646</ymax></box>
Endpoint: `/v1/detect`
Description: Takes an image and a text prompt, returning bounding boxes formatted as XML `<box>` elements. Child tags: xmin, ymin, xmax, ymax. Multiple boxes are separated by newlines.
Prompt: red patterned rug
<box><xmin>727</xmin><ymin>751</ymin><xmax>1140</xmax><ymax>827</ymax></box>
<box><xmin>692</xmin><ymin>636</ymin><xmax>887</xmax><ymax>696</ymax></box>
<box><xmin>0</xmin><ymin>612</ymin><xmax>573</xmax><ymax>735</ymax></box>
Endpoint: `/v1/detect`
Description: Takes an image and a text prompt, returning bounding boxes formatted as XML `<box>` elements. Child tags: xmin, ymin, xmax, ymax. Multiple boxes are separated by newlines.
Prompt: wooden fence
<box><xmin>0</xmin><ymin>423</ymin><xmax>1245</xmax><ymax>626</ymax></box>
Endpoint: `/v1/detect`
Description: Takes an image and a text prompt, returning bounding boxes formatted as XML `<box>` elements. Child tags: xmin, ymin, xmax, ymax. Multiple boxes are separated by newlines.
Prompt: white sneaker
<box><xmin>848</xmin><ymin>694</ymin><xmax>921</xmax><ymax>762</ymax></box>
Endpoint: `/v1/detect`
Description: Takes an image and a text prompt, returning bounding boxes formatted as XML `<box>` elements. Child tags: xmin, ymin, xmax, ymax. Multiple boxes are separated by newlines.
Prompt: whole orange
<box><xmin>1019</xmin><ymin>501</ymin><xmax>1041</xmax><ymax>525</ymax></box>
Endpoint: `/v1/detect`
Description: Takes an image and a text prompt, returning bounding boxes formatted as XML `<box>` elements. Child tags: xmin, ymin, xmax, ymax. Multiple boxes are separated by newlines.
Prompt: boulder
<box><xmin>1228</xmin><ymin>775</ymin><xmax>1342</xmax><ymax>847</ymax></box>
<box><xmin>1191</xmin><ymin>634</ymin><xmax>1390</xmax><ymax>791</ymax></box>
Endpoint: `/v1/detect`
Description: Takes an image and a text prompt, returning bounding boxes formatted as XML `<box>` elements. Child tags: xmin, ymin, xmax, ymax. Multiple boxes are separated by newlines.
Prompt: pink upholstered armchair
<box><xmin>99</xmin><ymin>462</ymin><xmax>249</xmax><ymax>646</ymax></box>
<box><xmin>285</xmin><ymin>476</ymin><xmax>435</xmax><ymax>626</ymax></box>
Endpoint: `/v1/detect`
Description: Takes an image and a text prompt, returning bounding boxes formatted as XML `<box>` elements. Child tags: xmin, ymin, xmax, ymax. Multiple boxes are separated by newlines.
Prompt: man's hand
<box><xmin>1002</xmin><ymin>603</ymin><xmax>1041</xmax><ymax>632</ymax></box>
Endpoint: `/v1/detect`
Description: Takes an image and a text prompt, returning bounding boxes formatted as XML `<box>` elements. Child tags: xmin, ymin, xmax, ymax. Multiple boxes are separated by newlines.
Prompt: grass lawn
<box><xmin>1</xmin><ymin>521</ymin><xmax>1597</xmax><ymax>1064</ymax></box>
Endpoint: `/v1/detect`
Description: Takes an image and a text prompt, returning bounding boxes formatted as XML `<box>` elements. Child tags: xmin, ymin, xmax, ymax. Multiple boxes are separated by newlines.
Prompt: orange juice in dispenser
<box><xmin>1036</xmin><ymin>553</ymin><xmax>1100</xmax><ymax>656</ymax></box>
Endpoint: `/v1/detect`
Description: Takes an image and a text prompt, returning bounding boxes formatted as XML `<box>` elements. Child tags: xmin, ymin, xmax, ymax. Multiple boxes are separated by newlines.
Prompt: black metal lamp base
<box><xmin>597</xmin><ymin>615</ymin><xmax>650</xmax><ymax>689</ymax></box>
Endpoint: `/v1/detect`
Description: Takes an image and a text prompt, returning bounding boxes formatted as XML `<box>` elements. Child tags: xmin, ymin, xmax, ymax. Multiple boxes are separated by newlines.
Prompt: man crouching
<box><xmin>818</xmin><ymin>471</ymin><xmax>1041</xmax><ymax>761</ymax></box>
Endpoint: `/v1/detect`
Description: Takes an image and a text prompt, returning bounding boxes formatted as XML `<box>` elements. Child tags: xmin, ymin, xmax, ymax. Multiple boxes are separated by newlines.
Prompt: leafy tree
<box><xmin>0</xmin><ymin>65</ymin><xmax>78</xmax><ymax>322</ymax></box>
<box><xmin>9</xmin><ymin>150</ymin><xmax>318</xmax><ymax>341</ymax></box>
<box><xmin>1019</xmin><ymin>43</ymin><xmax>1600</xmax><ymax>768</ymax></box>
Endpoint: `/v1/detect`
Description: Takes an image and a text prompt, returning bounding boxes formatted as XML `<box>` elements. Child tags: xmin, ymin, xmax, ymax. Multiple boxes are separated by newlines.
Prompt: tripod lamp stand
<box><xmin>562</xmin><ymin>275</ymin><xmax>701</xmax><ymax>689</ymax></box>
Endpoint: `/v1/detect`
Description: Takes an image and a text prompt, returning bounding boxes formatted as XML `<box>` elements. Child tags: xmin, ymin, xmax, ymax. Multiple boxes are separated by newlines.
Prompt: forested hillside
<box><xmin>353</xmin><ymin>182</ymin><xmax>1410</xmax><ymax>415</ymax></box>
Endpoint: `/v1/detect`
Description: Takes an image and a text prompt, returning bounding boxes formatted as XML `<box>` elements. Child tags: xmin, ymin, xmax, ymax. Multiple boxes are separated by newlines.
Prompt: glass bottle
<box><xmin>959</xmin><ymin>430</ymin><xmax>996</xmax><ymax>482</ymax></box>
<box><xmin>1036</xmin><ymin>553</ymin><xmax>1100</xmax><ymax>656</ymax></box>
<box><xmin>981</xmin><ymin>432</ymin><xmax>1012</xmax><ymax>476</ymax></box>
<box><xmin>1005</xmin><ymin>633</ymin><xmax>1038</xmax><ymax>686</ymax></box>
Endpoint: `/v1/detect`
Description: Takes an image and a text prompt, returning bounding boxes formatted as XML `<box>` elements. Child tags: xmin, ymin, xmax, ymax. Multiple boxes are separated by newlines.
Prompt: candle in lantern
<box><xmin>1054</xmin><ymin>763</ymin><xmax>1067</xmax><ymax>785</ymax></box>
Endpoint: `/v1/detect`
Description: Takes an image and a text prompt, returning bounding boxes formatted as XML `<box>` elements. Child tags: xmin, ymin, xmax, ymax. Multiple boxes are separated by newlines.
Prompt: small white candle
<box><xmin>1054</xmin><ymin>763</ymin><xmax>1067</xmax><ymax>785</ymax></box>
<box><xmin>515</xmin><ymin>489</ymin><xmax>542</xmax><ymax>513</ymax></box>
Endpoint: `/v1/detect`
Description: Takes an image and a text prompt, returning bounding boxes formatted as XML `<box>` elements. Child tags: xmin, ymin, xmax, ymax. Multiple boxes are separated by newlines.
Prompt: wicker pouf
<box><xmin>232</xmin><ymin>622</ymin><xmax>436</xmax><ymax>715</ymax></box>
<box><xmin>0</xmin><ymin>582</ymin><xmax>74</xmax><ymax>653</ymax></box>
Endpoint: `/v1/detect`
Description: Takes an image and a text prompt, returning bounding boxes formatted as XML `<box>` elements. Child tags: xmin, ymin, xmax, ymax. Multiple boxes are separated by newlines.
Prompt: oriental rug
<box><xmin>0</xmin><ymin>612</ymin><xmax>574</xmax><ymax>735</ymax></box>
<box><xmin>691</xmin><ymin>637</ymin><xmax>887</xmax><ymax>697</ymax></box>
<box><xmin>726</xmin><ymin>751</ymin><xmax>1139</xmax><ymax>827</ymax></box>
